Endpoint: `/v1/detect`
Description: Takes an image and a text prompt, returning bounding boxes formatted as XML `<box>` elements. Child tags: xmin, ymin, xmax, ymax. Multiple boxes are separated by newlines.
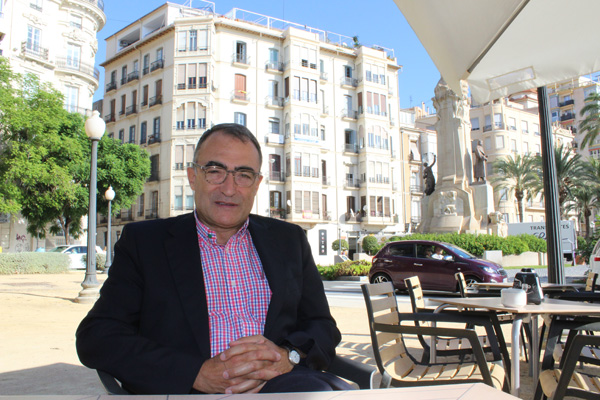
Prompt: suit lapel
<box><xmin>248</xmin><ymin>215</ymin><xmax>289</xmax><ymax>337</ymax></box>
<box><xmin>165</xmin><ymin>213</ymin><xmax>211</xmax><ymax>357</ymax></box>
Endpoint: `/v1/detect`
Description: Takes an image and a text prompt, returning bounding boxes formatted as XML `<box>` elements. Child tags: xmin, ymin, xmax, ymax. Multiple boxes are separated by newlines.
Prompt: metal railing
<box><xmin>56</xmin><ymin>57</ymin><xmax>100</xmax><ymax>79</ymax></box>
<box><xmin>21</xmin><ymin>42</ymin><xmax>48</xmax><ymax>60</ymax></box>
<box><xmin>150</xmin><ymin>59</ymin><xmax>164</xmax><ymax>72</ymax></box>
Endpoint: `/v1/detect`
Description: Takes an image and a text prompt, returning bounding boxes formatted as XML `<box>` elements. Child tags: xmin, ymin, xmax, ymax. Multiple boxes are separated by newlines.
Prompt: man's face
<box><xmin>187</xmin><ymin>131</ymin><xmax>263</xmax><ymax>239</ymax></box>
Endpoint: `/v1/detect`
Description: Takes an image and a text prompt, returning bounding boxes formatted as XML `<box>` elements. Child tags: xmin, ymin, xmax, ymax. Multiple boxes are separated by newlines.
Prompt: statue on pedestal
<box><xmin>473</xmin><ymin>140</ymin><xmax>488</xmax><ymax>183</ymax></box>
<box><xmin>423</xmin><ymin>154</ymin><xmax>436</xmax><ymax>196</ymax></box>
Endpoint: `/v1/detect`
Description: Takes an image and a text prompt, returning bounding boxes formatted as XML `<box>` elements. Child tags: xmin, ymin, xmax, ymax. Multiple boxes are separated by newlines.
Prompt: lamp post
<box><xmin>104</xmin><ymin>186</ymin><xmax>115</xmax><ymax>273</ymax></box>
<box><xmin>76</xmin><ymin>110</ymin><xmax>105</xmax><ymax>303</ymax></box>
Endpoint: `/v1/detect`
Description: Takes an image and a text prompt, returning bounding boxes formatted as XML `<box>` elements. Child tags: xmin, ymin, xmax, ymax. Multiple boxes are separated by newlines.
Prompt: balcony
<box><xmin>149</xmin><ymin>95</ymin><xmax>162</xmax><ymax>107</ymax></box>
<box><xmin>127</xmin><ymin>71</ymin><xmax>139</xmax><ymax>83</ymax></box>
<box><xmin>150</xmin><ymin>59</ymin><xmax>164</xmax><ymax>72</ymax></box>
<box><xmin>322</xmin><ymin>176</ymin><xmax>331</xmax><ymax>186</ymax></box>
<box><xmin>233</xmin><ymin>53</ymin><xmax>250</xmax><ymax>66</ymax></box>
<box><xmin>269</xmin><ymin>171</ymin><xmax>283</xmax><ymax>181</ymax></box>
<box><xmin>21</xmin><ymin>41</ymin><xmax>48</xmax><ymax>61</ymax></box>
<box><xmin>105</xmin><ymin>81</ymin><xmax>117</xmax><ymax>92</ymax></box>
<box><xmin>265</xmin><ymin>96</ymin><xmax>283</xmax><ymax>108</ymax></box>
<box><xmin>369</xmin><ymin>177</ymin><xmax>390</xmax><ymax>184</ymax></box>
<box><xmin>483</xmin><ymin>125</ymin><xmax>492</xmax><ymax>132</ymax></box>
<box><xmin>345</xmin><ymin>178</ymin><xmax>360</xmax><ymax>188</ymax></box>
<box><xmin>264</xmin><ymin>133</ymin><xmax>284</xmax><ymax>145</ymax></box>
<box><xmin>145</xmin><ymin>209</ymin><xmax>159</xmax><ymax>220</ymax></box>
<box><xmin>344</xmin><ymin>143</ymin><xmax>358</xmax><ymax>153</ymax></box>
<box><xmin>340</xmin><ymin>77</ymin><xmax>358</xmax><ymax>87</ymax></box>
<box><xmin>322</xmin><ymin>211</ymin><xmax>332</xmax><ymax>221</ymax></box>
<box><xmin>125</xmin><ymin>105</ymin><xmax>137</xmax><ymax>116</ymax></box>
<box><xmin>55</xmin><ymin>57</ymin><xmax>100</xmax><ymax>80</ymax></box>
<box><xmin>320</xmin><ymin>72</ymin><xmax>328</xmax><ymax>81</ymax></box>
<box><xmin>143</xmin><ymin>67</ymin><xmax>149</xmax><ymax>75</ymax></box>
<box><xmin>559</xmin><ymin>99</ymin><xmax>575</xmax><ymax>107</ymax></box>
<box><xmin>232</xmin><ymin>90</ymin><xmax>250</xmax><ymax>103</ymax></box>
<box><xmin>104</xmin><ymin>113</ymin><xmax>115</xmax><ymax>123</ymax></box>
<box><xmin>342</xmin><ymin>109</ymin><xmax>358</xmax><ymax>120</ymax></box>
<box><xmin>269</xmin><ymin>208</ymin><xmax>286</xmax><ymax>219</ymax></box>
<box><xmin>265</xmin><ymin>61</ymin><xmax>283</xmax><ymax>72</ymax></box>
<box><xmin>148</xmin><ymin>134</ymin><xmax>161</xmax><ymax>145</ymax></box>
<box><xmin>321</xmin><ymin>106</ymin><xmax>329</xmax><ymax>116</ymax></box>
<box><xmin>561</xmin><ymin>112</ymin><xmax>575</xmax><ymax>122</ymax></box>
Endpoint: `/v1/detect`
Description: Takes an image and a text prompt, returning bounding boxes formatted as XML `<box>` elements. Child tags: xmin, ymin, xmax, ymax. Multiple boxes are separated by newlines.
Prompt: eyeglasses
<box><xmin>192</xmin><ymin>163</ymin><xmax>261</xmax><ymax>187</ymax></box>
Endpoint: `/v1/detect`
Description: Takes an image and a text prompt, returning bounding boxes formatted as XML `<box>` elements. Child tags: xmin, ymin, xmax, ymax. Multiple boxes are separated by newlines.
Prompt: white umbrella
<box><xmin>394</xmin><ymin>0</ymin><xmax>600</xmax><ymax>283</ymax></box>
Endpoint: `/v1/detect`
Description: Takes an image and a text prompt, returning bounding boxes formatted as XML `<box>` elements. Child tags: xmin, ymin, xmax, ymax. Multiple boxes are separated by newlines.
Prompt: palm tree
<box><xmin>579</xmin><ymin>92</ymin><xmax>600</xmax><ymax>149</ymax></box>
<box><xmin>491</xmin><ymin>154</ymin><xmax>539</xmax><ymax>222</ymax></box>
<box><xmin>565</xmin><ymin>187</ymin><xmax>598</xmax><ymax>239</ymax></box>
<box><xmin>533</xmin><ymin>143</ymin><xmax>585</xmax><ymax>219</ymax></box>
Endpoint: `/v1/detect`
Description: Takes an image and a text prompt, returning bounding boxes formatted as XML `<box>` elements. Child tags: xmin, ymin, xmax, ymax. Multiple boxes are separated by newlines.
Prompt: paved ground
<box><xmin>0</xmin><ymin>267</ymin><xmax>589</xmax><ymax>398</ymax></box>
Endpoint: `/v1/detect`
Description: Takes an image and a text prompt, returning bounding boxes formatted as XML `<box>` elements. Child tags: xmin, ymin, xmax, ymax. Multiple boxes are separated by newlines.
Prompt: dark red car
<box><xmin>369</xmin><ymin>240</ymin><xmax>507</xmax><ymax>292</ymax></box>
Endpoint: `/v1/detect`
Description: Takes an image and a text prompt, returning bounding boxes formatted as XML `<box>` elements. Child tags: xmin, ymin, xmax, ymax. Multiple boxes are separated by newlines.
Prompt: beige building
<box><xmin>469</xmin><ymin>93</ymin><xmax>574</xmax><ymax>224</ymax></box>
<box><xmin>0</xmin><ymin>0</ymin><xmax>106</xmax><ymax>252</ymax></box>
<box><xmin>97</xmin><ymin>2</ymin><xmax>409</xmax><ymax>264</ymax></box>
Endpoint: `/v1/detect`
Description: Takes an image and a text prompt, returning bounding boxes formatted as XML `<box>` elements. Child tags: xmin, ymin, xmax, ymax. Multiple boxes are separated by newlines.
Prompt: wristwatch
<box><xmin>283</xmin><ymin>345</ymin><xmax>301</xmax><ymax>365</ymax></box>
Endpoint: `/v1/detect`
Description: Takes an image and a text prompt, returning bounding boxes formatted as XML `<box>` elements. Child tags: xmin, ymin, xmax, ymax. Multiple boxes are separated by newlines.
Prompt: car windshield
<box><xmin>444</xmin><ymin>243</ymin><xmax>477</xmax><ymax>259</ymax></box>
<box><xmin>48</xmin><ymin>247</ymin><xmax>68</xmax><ymax>253</ymax></box>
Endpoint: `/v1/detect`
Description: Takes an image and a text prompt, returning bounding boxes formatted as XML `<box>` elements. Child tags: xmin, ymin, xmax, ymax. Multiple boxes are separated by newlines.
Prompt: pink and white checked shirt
<box><xmin>194</xmin><ymin>212</ymin><xmax>272</xmax><ymax>357</ymax></box>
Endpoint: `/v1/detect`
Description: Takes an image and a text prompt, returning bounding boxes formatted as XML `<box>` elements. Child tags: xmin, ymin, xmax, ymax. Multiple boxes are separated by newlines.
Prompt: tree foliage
<box><xmin>0</xmin><ymin>57</ymin><xmax>150</xmax><ymax>243</ymax></box>
<box><xmin>579</xmin><ymin>92</ymin><xmax>600</xmax><ymax>149</ymax></box>
<box><xmin>331</xmin><ymin>239</ymin><xmax>348</xmax><ymax>252</ymax></box>
<box><xmin>491</xmin><ymin>154</ymin><xmax>539</xmax><ymax>222</ymax></box>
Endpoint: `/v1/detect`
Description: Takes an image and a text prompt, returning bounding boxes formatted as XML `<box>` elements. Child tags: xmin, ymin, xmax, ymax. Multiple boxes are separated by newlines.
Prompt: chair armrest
<box><xmin>97</xmin><ymin>370</ymin><xmax>131</xmax><ymax>395</ymax></box>
<box><xmin>551</xmin><ymin>335</ymin><xmax>600</xmax><ymax>400</ymax></box>
<box><xmin>327</xmin><ymin>355</ymin><xmax>375</xmax><ymax>389</ymax></box>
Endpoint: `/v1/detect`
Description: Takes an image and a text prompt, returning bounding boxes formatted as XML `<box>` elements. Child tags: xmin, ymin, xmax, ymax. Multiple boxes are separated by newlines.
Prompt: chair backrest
<box><xmin>405</xmin><ymin>276</ymin><xmax>426</xmax><ymax>312</ymax></box>
<box><xmin>455</xmin><ymin>272</ymin><xmax>468</xmax><ymax>298</ymax></box>
<box><xmin>97</xmin><ymin>370</ymin><xmax>131</xmax><ymax>395</ymax></box>
<box><xmin>361</xmin><ymin>282</ymin><xmax>409</xmax><ymax>376</ymax></box>
<box><xmin>586</xmin><ymin>271</ymin><xmax>598</xmax><ymax>292</ymax></box>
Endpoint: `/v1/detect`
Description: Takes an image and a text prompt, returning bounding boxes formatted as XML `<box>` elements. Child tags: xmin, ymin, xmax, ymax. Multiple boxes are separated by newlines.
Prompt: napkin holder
<box><xmin>501</xmin><ymin>288</ymin><xmax>527</xmax><ymax>307</ymax></box>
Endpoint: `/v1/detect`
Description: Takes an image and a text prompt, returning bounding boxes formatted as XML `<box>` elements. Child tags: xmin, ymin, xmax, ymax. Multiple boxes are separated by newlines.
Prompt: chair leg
<box><xmin>380</xmin><ymin>371</ymin><xmax>392</xmax><ymax>388</ymax></box>
<box><xmin>521</xmin><ymin>325</ymin><xmax>529</xmax><ymax>362</ymax></box>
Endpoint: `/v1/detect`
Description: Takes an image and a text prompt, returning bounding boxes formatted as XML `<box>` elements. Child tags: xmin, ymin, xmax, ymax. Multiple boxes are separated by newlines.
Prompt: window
<box><xmin>523</xmin><ymin>142</ymin><xmax>529</xmax><ymax>154</ymax></box>
<box><xmin>344</xmin><ymin>65</ymin><xmax>352</xmax><ymax>78</ymax></box>
<box><xmin>471</xmin><ymin>117</ymin><xmax>480</xmax><ymax>130</ymax></box>
<box><xmin>156</xmin><ymin>48</ymin><xmax>163</xmax><ymax>61</ymax></box>
<box><xmin>495</xmin><ymin>135</ymin><xmax>505</xmax><ymax>149</ymax></box>
<box><xmin>65</xmin><ymin>86</ymin><xmax>78</xmax><ymax>112</ymax></box>
<box><xmin>268</xmin><ymin>48</ymin><xmax>279</xmax><ymax>69</ymax></box>
<box><xmin>269</xmin><ymin>117</ymin><xmax>280</xmax><ymax>134</ymax></box>
<box><xmin>174</xmin><ymin>186</ymin><xmax>183</xmax><ymax>210</ymax></box>
<box><xmin>140</xmin><ymin>122</ymin><xmax>147</xmax><ymax>144</ymax></box>
<box><xmin>234</xmin><ymin>74</ymin><xmax>247</xmax><ymax>100</ymax></box>
<box><xmin>198</xmin><ymin>63</ymin><xmax>207</xmax><ymax>88</ymax></box>
<box><xmin>142</xmin><ymin>85</ymin><xmax>148</xmax><ymax>106</ymax></box>
<box><xmin>69</xmin><ymin>14</ymin><xmax>82</xmax><ymax>29</ymax></box>
<box><xmin>484</xmin><ymin>137</ymin><xmax>492</xmax><ymax>150</ymax></box>
<box><xmin>153</xmin><ymin>117</ymin><xmax>161</xmax><ymax>136</ymax></box>
<box><xmin>30</xmin><ymin>0</ymin><xmax>42</xmax><ymax>11</ymax></box>
<box><xmin>129</xmin><ymin>125</ymin><xmax>136</xmax><ymax>143</ymax></box>
<box><xmin>118</xmin><ymin>129</ymin><xmax>124</xmax><ymax>143</ymax></box>
<box><xmin>138</xmin><ymin>194</ymin><xmax>145</xmax><ymax>217</ymax></box>
<box><xmin>533</xmin><ymin>123</ymin><xmax>540</xmax><ymax>135</ymax></box>
<box><xmin>494</xmin><ymin>113</ymin><xmax>503</xmax><ymax>129</ymax></box>
<box><xmin>236</xmin><ymin>41</ymin><xmax>247</xmax><ymax>63</ymax></box>
<box><xmin>189</xmin><ymin>30</ymin><xmax>197</xmax><ymax>51</ymax></box>
<box><xmin>149</xmin><ymin>155</ymin><xmax>159</xmax><ymax>181</ymax></box>
<box><xmin>198</xmin><ymin>30</ymin><xmax>208</xmax><ymax>50</ymax></box>
<box><xmin>185</xmin><ymin>189</ymin><xmax>194</xmax><ymax>210</ymax></box>
<box><xmin>508</xmin><ymin>117</ymin><xmax>516</xmax><ymax>130</ymax></box>
<box><xmin>499</xmin><ymin>188</ymin><xmax>508</xmax><ymax>201</ymax></box>
<box><xmin>143</xmin><ymin>54</ymin><xmax>150</xmax><ymax>75</ymax></box>
<box><xmin>26</xmin><ymin>25</ymin><xmax>41</xmax><ymax>53</ymax></box>
<box><xmin>234</xmin><ymin>112</ymin><xmax>246</xmax><ymax>126</ymax></box>
<box><xmin>521</xmin><ymin>120</ymin><xmax>529</xmax><ymax>134</ymax></box>
<box><xmin>511</xmin><ymin>139</ymin><xmax>517</xmax><ymax>153</ymax></box>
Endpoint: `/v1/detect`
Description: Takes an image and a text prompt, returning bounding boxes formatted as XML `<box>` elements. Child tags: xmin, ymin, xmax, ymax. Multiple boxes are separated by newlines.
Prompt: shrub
<box><xmin>362</xmin><ymin>236</ymin><xmax>379</xmax><ymax>255</ymax></box>
<box><xmin>83</xmin><ymin>252</ymin><xmax>107</xmax><ymax>270</ymax></box>
<box><xmin>517</xmin><ymin>234</ymin><xmax>547</xmax><ymax>253</ymax></box>
<box><xmin>0</xmin><ymin>253</ymin><xmax>70</xmax><ymax>274</ymax></box>
<box><xmin>331</xmin><ymin>239</ymin><xmax>348</xmax><ymax>252</ymax></box>
<box><xmin>317</xmin><ymin>260</ymin><xmax>371</xmax><ymax>280</ymax></box>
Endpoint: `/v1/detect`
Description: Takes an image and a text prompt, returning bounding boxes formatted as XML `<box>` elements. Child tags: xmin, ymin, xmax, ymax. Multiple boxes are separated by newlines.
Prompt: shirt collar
<box><xmin>194</xmin><ymin>210</ymin><xmax>250</xmax><ymax>245</ymax></box>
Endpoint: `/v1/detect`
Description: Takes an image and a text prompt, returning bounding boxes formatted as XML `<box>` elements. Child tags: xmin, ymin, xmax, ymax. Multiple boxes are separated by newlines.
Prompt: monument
<box><xmin>419</xmin><ymin>79</ymin><xmax>494</xmax><ymax>234</ymax></box>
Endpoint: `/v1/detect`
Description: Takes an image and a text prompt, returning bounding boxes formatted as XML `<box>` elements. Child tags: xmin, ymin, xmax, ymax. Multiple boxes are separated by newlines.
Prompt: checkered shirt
<box><xmin>194</xmin><ymin>212</ymin><xmax>272</xmax><ymax>357</ymax></box>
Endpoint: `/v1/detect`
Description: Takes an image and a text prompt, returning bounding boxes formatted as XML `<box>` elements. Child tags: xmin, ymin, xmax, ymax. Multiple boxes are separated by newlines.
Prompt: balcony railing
<box><xmin>320</xmin><ymin>72</ymin><xmax>328</xmax><ymax>81</ymax></box>
<box><xmin>149</xmin><ymin>95</ymin><xmax>162</xmax><ymax>107</ymax></box>
<box><xmin>21</xmin><ymin>41</ymin><xmax>48</xmax><ymax>60</ymax></box>
<box><xmin>265</xmin><ymin>61</ymin><xmax>283</xmax><ymax>71</ymax></box>
<box><xmin>269</xmin><ymin>208</ymin><xmax>286</xmax><ymax>219</ymax></box>
<box><xmin>561</xmin><ymin>112</ymin><xmax>575</xmax><ymax>121</ymax></box>
<box><xmin>340</xmin><ymin>77</ymin><xmax>358</xmax><ymax>87</ymax></box>
<box><xmin>55</xmin><ymin>57</ymin><xmax>100</xmax><ymax>79</ymax></box>
<box><xmin>148</xmin><ymin>134</ymin><xmax>161</xmax><ymax>144</ymax></box>
<box><xmin>125</xmin><ymin>105</ymin><xmax>137</xmax><ymax>116</ymax></box>
<box><xmin>269</xmin><ymin>171</ymin><xmax>282</xmax><ymax>181</ymax></box>
<box><xmin>232</xmin><ymin>90</ymin><xmax>250</xmax><ymax>102</ymax></box>
<box><xmin>105</xmin><ymin>81</ymin><xmax>117</xmax><ymax>92</ymax></box>
<box><xmin>150</xmin><ymin>59</ymin><xmax>164</xmax><ymax>72</ymax></box>
<box><xmin>233</xmin><ymin>53</ymin><xmax>249</xmax><ymax>64</ymax></box>
<box><xmin>342</xmin><ymin>109</ymin><xmax>358</xmax><ymax>120</ymax></box>
<box><xmin>265</xmin><ymin>96</ymin><xmax>283</xmax><ymax>107</ymax></box>
<box><xmin>127</xmin><ymin>71</ymin><xmax>139</xmax><ymax>83</ymax></box>
<box><xmin>345</xmin><ymin>143</ymin><xmax>358</xmax><ymax>153</ymax></box>
<box><xmin>559</xmin><ymin>99</ymin><xmax>575</xmax><ymax>107</ymax></box>
<box><xmin>145</xmin><ymin>209</ymin><xmax>159</xmax><ymax>220</ymax></box>
<box><xmin>345</xmin><ymin>178</ymin><xmax>359</xmax><ymax>188</ymax></box>
<box><xmin>104</xmin><ymin>113</ymin><xmax>115</xmax><ymax>123</ymax></box>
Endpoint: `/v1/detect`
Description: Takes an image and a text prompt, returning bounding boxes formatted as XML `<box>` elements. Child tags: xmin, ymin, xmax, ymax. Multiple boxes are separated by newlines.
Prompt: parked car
<box><xmin>368</xmin><ymin>240</ymin><xmax>507</xmax><ymax>292</ymax></box>
<box><xmin>590</xmin><ymin>240</ymin><xmax>600</xmax><ymax>276</ymax></box>
<box><xmin>47</xmin><ymin>245</ymin><xmax>105</xmax><ymax>270</ymax></box>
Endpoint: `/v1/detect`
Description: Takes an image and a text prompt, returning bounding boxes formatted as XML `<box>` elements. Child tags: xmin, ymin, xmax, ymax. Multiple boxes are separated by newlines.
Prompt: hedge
<box><xmin>317</xmin><ymin>260</ymin><xmax>371</xmax><ymax>280</ymax></box>
<box><xmin>0</xmin><ymin>253</ymin><xmax>71</xmax><ymax>274</ymax></box>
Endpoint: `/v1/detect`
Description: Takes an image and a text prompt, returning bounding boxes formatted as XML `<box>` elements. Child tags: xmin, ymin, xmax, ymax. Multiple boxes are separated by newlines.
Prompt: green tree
<box><xmin>565</xmin><ymin>186</ymin><xmax>598</xmax><ymax>239</ymax></box>
<box><xmin>0</xmin><ymin>57</ymin><xmax>150</xmax><ymax>243</ymax></box>
<box><xmin>491</xmin><ymin>154</ymin><xmax>538</xmax><ymax>222</ymax></box>
<box><xmin>362</xmin><ymin>236</ymin><xmax>379</xmax><ymax>255</ymax></box>
<box><xmin>331</xmin><ymin>239</ymin><xmax>348</xmax><ymax>252</ymax></box>
<box><xmin>533</xmin><ymin>143</ymin><xmax>585</xmax><ymax>219</ymax></box>
<box><xmin>579</xmin><ymin>92</ymin><xmax>600</xmax><ymax>149</ymax></box>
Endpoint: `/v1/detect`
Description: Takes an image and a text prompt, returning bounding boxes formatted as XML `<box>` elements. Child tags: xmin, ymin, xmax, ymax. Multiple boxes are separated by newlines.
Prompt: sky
<box><xmin>93</xmin><ymin>0</ymin><xmax>441</xmax><ymax>111</ymax></box>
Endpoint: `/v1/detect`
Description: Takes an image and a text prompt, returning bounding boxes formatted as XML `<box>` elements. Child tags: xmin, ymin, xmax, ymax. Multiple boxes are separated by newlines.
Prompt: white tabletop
<box><xmin>0</xmin><ymin>383</ymin><xmax>518</xmax><ymax>399</ymax></box>
<box><xmin>473</xmin><ymin>282</ymin><xmax>585</xmax><ymax>291</ymax></box>
<box><xmin>428</xmin><ymin>296</ymin><xmax>600</xmax><ymax>315</ymax></box>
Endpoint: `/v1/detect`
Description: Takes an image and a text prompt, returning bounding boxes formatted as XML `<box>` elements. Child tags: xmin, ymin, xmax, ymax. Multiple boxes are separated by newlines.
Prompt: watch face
<box><xmin>289</xmin><ymin>349</ymin><xmax>301</xmax><ymax>365</ymax></box>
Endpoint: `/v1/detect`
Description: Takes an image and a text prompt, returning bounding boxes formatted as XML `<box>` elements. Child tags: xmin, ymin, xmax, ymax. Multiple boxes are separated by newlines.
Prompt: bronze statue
<box><xmin>423</xmin><ymin>154</ymin><xmax>436</xmax><ymax>196</ymax></box>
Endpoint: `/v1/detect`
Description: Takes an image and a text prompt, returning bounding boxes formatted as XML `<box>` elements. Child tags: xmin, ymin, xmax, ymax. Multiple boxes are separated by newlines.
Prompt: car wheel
<box><xmin>464</xmin><ymin>276</ymin><xmax>481</xmax><ymax>286</ymax></box>
<box><xmin>371</xmin><ymin>273</ymin><xmax>392</xmax><ymax>284</ymax></box>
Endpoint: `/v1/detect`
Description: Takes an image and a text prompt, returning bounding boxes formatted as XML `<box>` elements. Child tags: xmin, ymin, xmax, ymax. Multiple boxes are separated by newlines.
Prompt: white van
<box><xmin>590</xmin><ymin>240</ymin><xmax>600</xmax><ymax>275</ymax></box>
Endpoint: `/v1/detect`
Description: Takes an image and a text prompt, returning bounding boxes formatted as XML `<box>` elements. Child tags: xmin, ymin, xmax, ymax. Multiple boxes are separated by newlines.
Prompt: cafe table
<box><xmin>472</xmin><ymin>282</ymin><xmax>585</xmax><ymax>292</ymax></box>
<box><xmin>428</xmin><ymin>296</ymin><xmax>600</xmax><ymax>397</ymax></box>
<box><xmin>0</xmin><ymin>383</ymin><xmax>518</xmax><ymax>400</ymax></box>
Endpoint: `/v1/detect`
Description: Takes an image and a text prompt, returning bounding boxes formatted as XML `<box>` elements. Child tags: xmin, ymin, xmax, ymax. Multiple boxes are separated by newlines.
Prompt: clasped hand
<box><xmin>193</xmin><ymin>335</ymin><xmax>293</xmax><ymax>394</ymax></box>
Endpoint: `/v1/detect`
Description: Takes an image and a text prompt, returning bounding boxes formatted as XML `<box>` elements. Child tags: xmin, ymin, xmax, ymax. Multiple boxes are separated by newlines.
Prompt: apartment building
<box><xmin>469</xmin><ymin>93</ymin><xmax>574</xmax><ymax>224</ymax></box>
<box><xmin>0</xmin><ymin>0</ymin><xmax>105</xmax><ymax>252</ymax></box>
<box><xmin>98</xmin><ymin>2</ymin><xmax>408</xmax><ymax>264</ymax></box>
<box><xmin>546</xmin><ymin>75</ymin><xmax>600</xmax><ymax>160</ymax></box>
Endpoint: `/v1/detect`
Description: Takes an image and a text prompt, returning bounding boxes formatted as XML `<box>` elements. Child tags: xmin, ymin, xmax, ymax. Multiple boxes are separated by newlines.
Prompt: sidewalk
<box><xmin>0</xmin><ymin>272</ymin><xmax>540</xmax><ymax>398</ymax></box>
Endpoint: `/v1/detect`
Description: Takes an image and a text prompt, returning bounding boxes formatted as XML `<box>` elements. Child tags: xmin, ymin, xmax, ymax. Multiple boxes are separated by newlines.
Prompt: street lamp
<box><xmin>104</xmin><ymin>186</ymin><xmax>115</xmax><ymax>273</ymax></box>
<box><xmin>76</xmin><ymin>110</ymin><xmax>105</xmax><ymax>303</ymax></box>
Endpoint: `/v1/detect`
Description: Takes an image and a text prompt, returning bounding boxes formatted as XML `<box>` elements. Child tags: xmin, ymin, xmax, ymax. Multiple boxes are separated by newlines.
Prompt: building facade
<box><xmin>0</xmin><ymin>0</ymin><xmax>106</xmax><ymax>252</ymax></box>
<box><xmin>98</xmin><ymin>2</ymin><xmax>411</xmax><ymax>264</ymax></box>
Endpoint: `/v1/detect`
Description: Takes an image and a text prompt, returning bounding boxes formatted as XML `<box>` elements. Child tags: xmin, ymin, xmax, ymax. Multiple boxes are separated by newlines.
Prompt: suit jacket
<box><xmin>76</xmin><ymin>213</ymin><xmax>340</xmax><ymax>394</ymax></box>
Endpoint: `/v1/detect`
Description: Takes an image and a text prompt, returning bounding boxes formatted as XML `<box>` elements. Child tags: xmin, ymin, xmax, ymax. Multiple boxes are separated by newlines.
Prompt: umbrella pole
<box><xmin>537</xmin><ymin>86</ymin><xmax>565</xmax><ymax>284</ymax></box>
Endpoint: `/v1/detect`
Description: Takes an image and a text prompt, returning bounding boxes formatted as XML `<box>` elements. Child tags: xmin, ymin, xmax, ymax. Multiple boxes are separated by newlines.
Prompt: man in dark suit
<box><xmin>76</xmin><ymin>123</ymin><xmax>348</xmax><ymax>394</ymax></box>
